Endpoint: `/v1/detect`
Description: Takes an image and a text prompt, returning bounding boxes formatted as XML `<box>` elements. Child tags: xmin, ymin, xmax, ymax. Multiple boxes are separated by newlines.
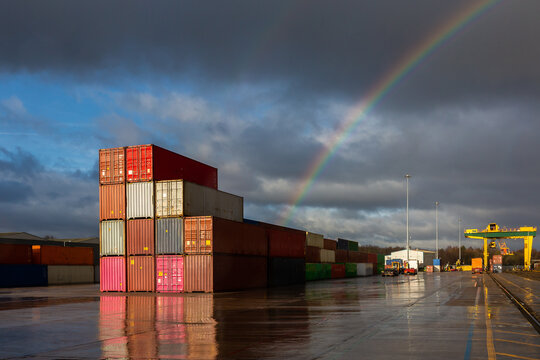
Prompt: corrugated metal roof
<box><xmin>0</xmin><ymin>232</ymin><xmax>43</xmax><ymax>240</ymax></box>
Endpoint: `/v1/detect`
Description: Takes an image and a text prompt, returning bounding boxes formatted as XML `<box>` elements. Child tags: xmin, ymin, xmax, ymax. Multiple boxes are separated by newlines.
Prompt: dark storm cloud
<box><xmin>2</xmin><ymin>1</ymin><xmax>539</xmax><ymax>106</ymax></box>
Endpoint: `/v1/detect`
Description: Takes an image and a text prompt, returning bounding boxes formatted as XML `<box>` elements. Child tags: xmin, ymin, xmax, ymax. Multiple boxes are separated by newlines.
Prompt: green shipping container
<box><xmin>377</xmin><ymin>254</ymin><xmax>385</xmax><ymax>274</ymax></box>
<box><xmin>322</xmin><ymin>263</ymin><xmax>332</xmax><ymax>279</ymax></box>
<box><xmin>345</xmin><ymin>263</ymin><xmax>357</xmax><ymax>277</ymax></box>
<box><xmin>306</xmin><ymin>263</ymin><xmax>323</xmax><ymax>281</ymax></box>
<box><xmin>348</xmin><ymin>241</ymin><xmax>359</xmax><ymax>252</ymax></box>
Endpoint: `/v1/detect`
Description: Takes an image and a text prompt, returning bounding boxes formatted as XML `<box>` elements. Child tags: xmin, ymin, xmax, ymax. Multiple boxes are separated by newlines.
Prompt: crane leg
<box><xmin>524</xmin><ymin>236</ymin><xmax>532</xmax><ymax>270</ymax></box>
<box><xmin>484</xmin><ymin>237</ymin><xmax>489</xmax><ymax>272</ymax></box>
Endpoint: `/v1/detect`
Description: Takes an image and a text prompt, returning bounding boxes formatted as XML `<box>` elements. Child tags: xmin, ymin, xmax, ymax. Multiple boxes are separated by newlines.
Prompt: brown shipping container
<box><xmin>305</xmin><ymin>246</ymin><xmax>321</xmax><ymax>263</ymax></box>
<box><xmin>347</xmin><ymin>251</ymin><xmax>367</xmax><ymax>263</ymax></box>
<box><xmin>323</xmin><ymin>239</ymin><xmax>337</xmax><ymax>251</ymax></box>
<box><xmin>99</xmin><ymin>184</ymin><xmax>126</xmax><ymax>220</ymax></box>
<box><xmin>268</xmin><ymin>228</ymin><xmax>305</xmax><ymax>258</ymax></box>
<box><xmin>127</xmin><ymin>219</ymin><xmax>155</xmax><ymax>255</ymax></box>
<box><xmin>32</xmin><ymin>245</ymin><xmax>94</xmax><ymax>265</ymax></box>
<box><xmin>99</xmin><ymin>147</ymin><xmax>126</xmax><ymax>184</ymax></box>
<box><xmin>492</xmin><ymin>255</ymin><xmax>503</xmax><ymax>265</ymax></box>
<box><xmin>335</xmin><ymin>249</ymin><xmax>347</xmax><ymax>263</ymax></box>
<box><xmin>184</xmin><ymin>216</ymin><xmax>267</xmax><ymax>256</ymax></box>
<box><xmin>0</xmin><ymin>244</ymin><xmax>32</xmax><ymax>264</ymax></box>
<box><xmin>127</xmin><ymin>256</ymin><xmax>155</xmax><ymax>292</ymax></box>
<box><xmin>184</xmin><ymin>254</ymin><xmax>267</xmax><ymax>292</ymax></box>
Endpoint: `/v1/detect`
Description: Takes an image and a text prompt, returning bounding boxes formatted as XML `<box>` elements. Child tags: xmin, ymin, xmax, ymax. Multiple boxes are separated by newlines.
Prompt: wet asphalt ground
<box><xmin>0</xmin><ymin>272</ymin><xmax>538</xmax><ymax>359</ymax></box>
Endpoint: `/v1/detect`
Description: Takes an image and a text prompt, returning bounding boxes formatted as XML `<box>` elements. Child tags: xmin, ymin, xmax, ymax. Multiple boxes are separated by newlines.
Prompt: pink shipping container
<box><xmin>126</xmin><ymin>219</ymin><xmax>155</xmax><ymax>255</ymax></box>
<box><xmin>156</xmin><ymin>255</ymin><xmax>184</xmax><ymax>293</ymax></box>
<box><xmin>100</xmin><ymin>257</ymin><xmax>126</xmax><ymax>292</ymax></box>
<box><xmin>127</xmin><ymin>256</ymin><xmax>155</xmax><ymax>292</ymax></box>
<box><xmin>99</xmin><ymin>147</ymin><xmax>126</xmax><ymax>184</ymax></box>
<box><xmin>126</xmin><ymin>144</ymin><xmax>218</xmax><ymax>189</ymax></box>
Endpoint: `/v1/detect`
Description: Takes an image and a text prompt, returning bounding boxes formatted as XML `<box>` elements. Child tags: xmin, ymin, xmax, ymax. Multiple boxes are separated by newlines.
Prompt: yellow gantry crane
<box><xmin>464</xmin><ymin>223</ymin><xmax>536</xmax><ymax>271</ymax></box>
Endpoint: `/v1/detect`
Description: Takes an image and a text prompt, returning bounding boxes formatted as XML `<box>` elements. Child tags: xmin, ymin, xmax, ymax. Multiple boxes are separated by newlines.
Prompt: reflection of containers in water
<box><xmin>156</xmin><ymin>255</ymin><xmax>184</xmax><ymax>293</ymax></box>
<box><xmin>184</xmin><ymin>294</ymin><xmax>217</xmax><ymax>359</ymax></box>
<box><xmin>127</xmin><ymin>182</ymin><xmax>154</xmax><ymax>219</ymax></box>
<box><xmin>127</xmin><ymin>219</ymin><xmax>154</xmax><ymax>256</ymax></box>
<box><xmin>184</xmin><ymin>254</ymin><xmax>267</xmax><ymax>292</ymax></box>
<box><xmin>305</xmin><ymin>246</ymin><xmax>321</xmax><ymax>263</ymax></box>
<box><xmin>99</xmin><ymin>147</ymin><xmax>125</xmax><ymax>185</ymax></box>
<box><xmin>100</xmin><ymin>257</ymin><xmax>126</xmax><ymax>292</ymax></box>
<box><xmin>47</xmin><ymin>265</ymin><xmax>94</xmax><ymax>285</ymax></box>
<box><xmin>156</xmin><ymin>218</ymin><xmax>184</xmax><ymax>254</ymax></box>
<box><xmin>0</xmin><ymin>244</ymin><xmax>32</xmax><ymax>264</ymax></box>
<box><xmin>345</xmin><ymin>263</ymin><xmax>357</xmax><ymax>277</ymax></box>
<box><xmin>32</xmin><ymin>245</ymin><xmax>94</xmax><ymax>265</ymax></box>
<box><xmin>156</xmin><ymin>297</ymin><xmax>186</xmax><ymax>353</ymax></box>
<box><xmin>127</xmin><ymin>256</ymin><xmax>155</xmax><ymax>292</ymax></box>
<box><xmin>335</xmin><ymin>249</ymin><xmax>347</xmax><ymax>263</ymax></box>
<box><xmin>99</xmin><ymin>296</ymin><xmax>128</xmax><ymax>359</ymax></box>
<box><xmin>126</xmin><ymin>296</ymin><xmax>158</xmax><ymax>359</ymax></box>
<box><xmin>126</xmin><ymin>144</ymin><xmax>218</xmax><ymax>189</ymax></box>
<box><xmin>184</xmin><ymin>216</ymin><xmax>267</xmax><ymax>256</ymax></box>
<box><xmin>100</xmin><ymin>220</ymin><xmax>125</xmax><ymax>256</ymax></box>
<box><xmin>268</xmin><ymin>257</ymin><xmax>305</xmax><ymax>287</ymax></box>
<box><xmin>155</xmin><ymin>180</ymin><xmax>243</xmax><ymax>222</ymax></box>
<box><xmin>306</xmin><ymin>232</ymin><xmax>324</xmax><ymax>248</ymax></box>
<box><xmin>492</xmin><ymin>255</ymin><xmax>503</xmax><ymax>265</ymax></box>
<box><xmin>320</xmin><ymin>249</ymin><xmax>335</xmax><ymax>263</ymax></box>
<box><xmin>425</xmin><ymin>265</ymin><xmax>434</xmax><ymax>273</ymax></box>
<box><xmin>0</xmin><ymin>264</ymin><xmax>48</xmax><ymax>287</ymax></box>
<box><xmin>99</xmin><ymin>184</ymin><xmax>125</xmax><ymax>220</ymax></box>
<box><xmin>356</xmin><ymin>263</ymin><xmax>373</xmax><ymax>276</ymax></box>
<box><xmin>331</xmin><ymin>264</ymin><xmax>346</xmax><ymax>279</ymax></box>
<box><xmin>323</xmin><ymin>239</ymin><xmax>337</xmax><ymax>251</ymax></box>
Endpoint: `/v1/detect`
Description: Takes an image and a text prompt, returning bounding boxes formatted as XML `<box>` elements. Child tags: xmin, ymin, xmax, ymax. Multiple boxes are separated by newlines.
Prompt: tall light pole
<box><xmin>435</xmin><ymin>201</ymin><xmax>439</xmax><ymax>259</ymax></box>
<box><xmin>405</xmin><ymin>174</ymin><xmax>411</xmax><ymax>263</ymax></box>
<box><xmin>458</xmin><ymin>218</ymin><xmax>461</xmax><ymax>263</ymax></box>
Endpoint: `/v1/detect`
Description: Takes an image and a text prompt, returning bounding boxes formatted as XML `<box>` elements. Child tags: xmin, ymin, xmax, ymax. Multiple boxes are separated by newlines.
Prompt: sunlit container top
<box><xmin>99</xmin><ymin>147</ymin><xmax>125</xmax><ymax>184</ymax></box>
<box><xmin>126</xmin><ymin>144</ymin><xmax>218</xmax><ymax>188</ymax></box>
<box><xmin>306</xmin><ymin>232</ymin><xmax>324</xmax><ymax>248</ymax></box>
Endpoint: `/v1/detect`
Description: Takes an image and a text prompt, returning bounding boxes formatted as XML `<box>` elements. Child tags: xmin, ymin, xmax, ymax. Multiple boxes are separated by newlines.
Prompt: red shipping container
<box><xmin>127</xmin><ymin>219</ymin><xmax>154</xmax><ymax>255</ymax></box>
<box><xmin>126</xmin><ymin>144</ymin><xmax>218</xmax><ymax>189</ymax></box>
<box><xmin>32</xmin><ymin>245</ymin><xmax>93</xmax><ymax>265</ymax></box>
<box><xmin>127</xmin><ymin>256</ymin><xmax>155</xmax><ymax>292</ymax></box>
<box><xmin>305</xmin><ymin>246</ymin><xmax>321</xmax><ymax>263</ymax></box>
<box><xmin>335</xmin><ymin>249</ymin><xmax>347</xmax><ymax>263</ymax></box>
<box><xmin>99</xmin><ymin>147</ymin><xmax>126</xmax><ymax>184</ymax></box>
<box><xmin>492</xmin><ymin>255</ymin><xmax>503</xmax><ymax>265</ymax></box>
<box><xmin>331</xmin><ymin>264</ymin><xmax>346</xmax><ymax>279</ymax></box>
<box><xmin>184</xmin><ymin>254</ymin><xmax>267</xmax><ymax>292</ymax></box>
<box><xmin>347</xmin><ymin>251</ymin><xmax>367</xmax><ymax>263</ymax></box>
<box><xmin>99</xmin><ymin>184</ymin><xmax>125</xmax><ymax>220</ymax></box>
<box><xmin>268</xmin><ymin>228</ymin><xmax>305</xmax><ymax>258</ymax></box>
<box><xmin>0</xmin><ymin>244</ymin><xmax>32</xmax><ymax>264</ymax></box>
<box><xmin>184</xmin><ymin>216</ymin><xmax>267</xmax><ymax>256</ymax></box>
<box><xmin>323</xmin><ymin>239</ymin><xmax>337</xmax><ymax>251</ymax></box>
<box><xmin>156</xmin><ymin>255</ymin><xmax>184</xmax><ymax>293</ymax></box>
<box><xmin>426</xmin><ymin>265</ymin><xmax>434</xmax><ymax>273</ymax></box>
<box><xmin>100</xmin><ymin>257</ymin><xmax>126</xmax><ymax>292</ymax></box>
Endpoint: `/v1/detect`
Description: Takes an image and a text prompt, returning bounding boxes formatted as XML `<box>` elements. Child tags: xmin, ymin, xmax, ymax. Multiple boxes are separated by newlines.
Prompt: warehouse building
<box><xmin>385</xmin><ymin>249</ymin><xmax>435</xmax><ymax>268</ymax></box>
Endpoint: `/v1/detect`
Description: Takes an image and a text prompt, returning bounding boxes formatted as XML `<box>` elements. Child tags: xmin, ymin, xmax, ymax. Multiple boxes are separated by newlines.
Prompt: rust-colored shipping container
<box><xmin>126</xmin><ymin>219</ymin><xmax>154</xmax><ymax>255</ymax></box>
<box><xmin>126</xmin><ymin>144</ymin><xmax>218</xmax><ymax>188</ymax></box>
<box><xmin>335</xmin><ymin>249</ymin><xmax>347</xmax><ymax>263</ymax></box>
<box><xmin>331</xmin><ymin>263</ymin><xmax>346</xmax><ymax>279</ymax></box>
<box><xmin>323</xmin><ymin>239</ymin><xmax>337</xmax><ymax>251</ymax></box>
<box><xmin>184</xmin><ymin>254</ymin><xmax>267</xmax><ymax>292</ymax></box>
<box><xmin>99</xmin><ymin>184</ymin><xmax>125</xmax><ymax>220</ymax></box>
<box><xmin>348</xmin><ymin>251</ymin><xmax>368</xmax><ymax>263</ymax></box>
<box><xmin>492</xmin><ymin>255</ymin><xmax>502</xmax><ymax>265</ymax></box>
<box><xmin>32</xmin><ymin>245</ymin><xmax>93</xmax><ymax>265</ymax></box>
<box><xmin>184</xmin><ymin>216</ymin><xmax>267</xmax><ymax>256</ymax></box>
<box><xmin>99</xmin><ymin>147</ymin><xmax>126</xmax><ymax>184</ymax></box>
<box><xmin>127</xmin><ymin>256</ymin><xmax>155</xmax><ymax>292</ymax></box>
<box><xmin>0</xmin><ymin>244</ymin><xmax>32</xmax><ymax>264</ymax></box>
<box><xmin>268</xmin><ymin>228</ymin><xmax>305</xmax><ymax>258</ymax></box>
<box><xmin>305</xmin><ymin>246</ymin><xmax>321</xmax><ymax>263</ymax></box>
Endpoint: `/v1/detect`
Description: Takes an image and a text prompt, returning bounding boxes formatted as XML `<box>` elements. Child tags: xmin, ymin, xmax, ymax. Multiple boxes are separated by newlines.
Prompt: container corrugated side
<box><xmin>100</xmin><ymin>220</ymin><xmax>125</xmax><ymax>256</ymax></box>
<box><xmin>348</xmin><ymin>241</ymin><xmax>359</xmax><ymax>251</ymax></box>
<box><xmin>335</xmin><ymin>249</ymin><xmax>347</xmax><ymax>263</ymax></box>
<box><xmin>268</xmin><ymin>257</ymin><xmax>305</xmax><ymax>287</ymax></box>
<box><xmin>127</xmin><ymin>219</ymin><xmax>154</xmax><ymax>255</ymax></box>
<box><xmin>345</xmin><ymin>263</ymin><xmax>357</xmax><ymax>277</ymax></box>
<box><xmin>47</xmin><ymin>265</ymin><xmax>95</xmax><ymax>285</ymax></box>
<box><xmin>127</xmin><ymin>256</ymin><xmax>155</xmax><ymax>292</ymax></box>
<box><xmin>0</xmin><ymin>244</ymin><xmax>32</xmax><ymax>264</ymax></box>
<box><xmin>305</xmin><ymin>263</ymin><xmax>322</xmax><ymax>281</ymax></box>
<box><xmin>331</xmin><ymin>263</ymin><xmax>345</xmax><ymax>279</ymax></box>
<box><xmin>100</xmin><ymin>184</ymin><xmax>125</xmax><ymax>220</ymax></box>
<box><xmin>213</xmin><ymin>254</ymin><xmax>267</xmax><ymax>292</ymax></box>
<box><xmin>100</xmin><ymin>257</ymin><xmax>126</xmax><ymax>292</ymax></box>
<box><xmin>337</xmin><ymin>238</ymin><xmax>349</xmax><ymax>250</ymax></box>
<box><xmin>126</xmin><ymin>297</ymin><xmax>158</xmax><ymax>358</ymax></box>
<box><xmin>268</xmin><ymin>228</ymin><xmax>305</xmax><ymax>258</ymax></box>
<box><xmin>321</xmin><ymin>263</ymin><xmax>332</xmax><ymax>279</ymax></box>
<box><xmin>305</xmin><ymin>246</ymin><xmax>321</xmax><ymax>263</ymax></box>
<box><xmin>127</xmin><ymin>182</ymin><xmax>154</xmax><ymax>219</ymax></box>
<box><xmin>184</xmin><ymin>255</ymin><xmax>213</xmax><ymax>293</ymax></box>
<box><xmin>32</xmin><ymin>245</ymin><xmax>94</xmax><ymax>265</ymax></box>
<box><xmin>156</xmin><ymin>218</ymin><xmax>184</xmax><ymax>254</ymax></box>
<box><xmin>0</xmin><ymin>264</ymin><xmax>48</xmax><ymax>287</ymax></box>
<box><xmin>493</xmin><ymin>255</ymin><xmax>502</xmax><ymax>264</ymax></box>
<box><xmin>306</xmin><ymin>232</ymin><xmax>324</xmax><ymax>248</ymax></box>
<box><xmin>323</xmin><ymin>239</ymin><xmax>337</xmax><ymax>251</ymax></box>
<box><xmin>320</xmin><ymin>249</ymin><xmax>335</xmax><ymax>263</ymax></box>
<box><xmin>156</xmin><ymin>255</ymin><xmax>184</xmax><ymax>293</ymax></box>
<box><xmin>356</xmin><ymin>263</ymin><xmax>373</xmax><ymax>277</ymax></box>
<box><xmin>99</xmin><ymin>147</ymin><xmax>125</xmax><ymax>184</ymax></box>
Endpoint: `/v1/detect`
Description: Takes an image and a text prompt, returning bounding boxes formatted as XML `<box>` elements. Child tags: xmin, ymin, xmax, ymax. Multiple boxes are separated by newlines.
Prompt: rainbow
<box><xmin>279</xmin><ymin>0</ymin><xmax>501</xmax><ymax>226</ymax></box>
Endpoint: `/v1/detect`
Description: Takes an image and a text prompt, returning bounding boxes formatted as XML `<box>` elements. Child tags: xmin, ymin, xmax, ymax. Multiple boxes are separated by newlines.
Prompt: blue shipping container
<box><xmin>0</xmin><ymin>264</ymin><xmax>48</xmax><ymax>287</ymax></box>
<box><xmin>337</xmin><ymin>238</ymin><xmax>349</xmax><ymax>250</ymax></box>
<box><xmin>433</xmin><ymin>259</ymin><xmax>441</xmax><ymax>266</ymax></box>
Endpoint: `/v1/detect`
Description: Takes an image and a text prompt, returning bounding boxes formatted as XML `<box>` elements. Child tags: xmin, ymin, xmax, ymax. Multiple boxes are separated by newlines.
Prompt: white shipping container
<box><xmin>434</xmin><ymin>265</ymin><xmax>441</xmax><ymax>272</ymax></box>
<box><xmin>357</xmin><ymin>263</ymin><xmax>373</xmax><ymax>276</ymax></box>
<box><xmin>155</xmin><ymin>180</ymin><xmax>243</xmax><ymax>222</ymax></box>
<box><xmin>127</xmin><ymin>182</ymin><xmax>154</xmax><ymax>219</ymax></box>
<box><xmin>48</xmin><ymin>265</ymin><xmax>95</xmax><ymax>285</ymax></box>
<box><xmin>306</xmin><ymin>232</ymin><xmax>324</xmax><ymax>248</ymax></box>
<box><xmin>320</xmin><ymin>249</ymin><xmax>335</xmax><ymax>263</ymax></box>
<box><xmin>100</xmin><ymin>220</ymin><xmax>125</xmax><ymax>256</ymax></box>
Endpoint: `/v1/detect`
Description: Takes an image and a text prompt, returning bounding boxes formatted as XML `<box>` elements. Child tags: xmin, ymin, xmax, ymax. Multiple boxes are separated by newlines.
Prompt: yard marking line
<box><xmin>495</xmin><ymin>339</ymin><xmax>540</xmax><ymax>348</ymax></box>
<box><xmin>495</xmin><ymin>352</ymin><xmax>540</xmax><ymax>360</ymax></box>
<box><xmin>495</xmin><ymin>330</ymin><xmax>540</xmax><ymax>337</ymax></box>
<box><xmin>464</xmin><ymin>284</ymin><xmax>481</xmax><ymax>360</ymax></box>
<box><xmin>494</xmin><ymin>322</ymin><xmax>534</xmax><ymax>328</ymax></box>
<box><xmin>484</xmin><ymin>282</ymin><xmax>497</xmax><ymax>360</ymax></box>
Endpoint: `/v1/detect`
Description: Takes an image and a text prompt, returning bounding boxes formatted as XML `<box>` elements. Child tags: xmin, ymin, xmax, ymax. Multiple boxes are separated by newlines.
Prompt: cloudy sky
<box><xmin>1</xmin><ymin>0</ymin><xmax>539</xmax><ymax>250</ymax></box>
